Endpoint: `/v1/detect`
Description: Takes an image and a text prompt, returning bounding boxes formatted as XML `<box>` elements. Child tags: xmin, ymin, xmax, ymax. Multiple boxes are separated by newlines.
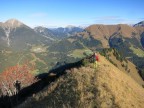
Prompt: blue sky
<box><xmin>0</xmin><ymin>0</ymin><xmax>144</xmax><ymax>27</ymax></box>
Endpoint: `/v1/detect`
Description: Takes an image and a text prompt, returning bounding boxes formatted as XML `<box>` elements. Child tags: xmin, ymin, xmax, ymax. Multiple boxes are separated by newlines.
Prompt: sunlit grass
<box><xmin>68</xmin><ymin>49</ymin><xmax>92</xmax><ymax>58</ymax></box>
<box><xmin>130</xmin><ymin>45</ymin><xmax>144</xmax><ymax>57</ymax></box>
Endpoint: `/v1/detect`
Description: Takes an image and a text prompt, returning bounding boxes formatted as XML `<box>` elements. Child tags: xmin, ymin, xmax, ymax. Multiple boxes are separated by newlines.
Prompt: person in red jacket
<box><xmin>93</xmin><ymin>52</ymin><xmax>99</xmax><ymax>68</ymax></box>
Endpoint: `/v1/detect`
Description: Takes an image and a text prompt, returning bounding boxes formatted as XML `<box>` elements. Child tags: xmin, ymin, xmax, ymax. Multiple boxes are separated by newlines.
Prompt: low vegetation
<box><xmin>0</xmin><ymin>63</ymin><xmax>37</xmax><ymax>96</ymax></box>
<box><xmin>100</xmin><ymin>48</ymin><xmax>144</xmax><ymax>85</ymax></box>
<box><xmin>100</xmin><ymin>48</ymin><xmax>125</xmax><ymax>67</ymax></box>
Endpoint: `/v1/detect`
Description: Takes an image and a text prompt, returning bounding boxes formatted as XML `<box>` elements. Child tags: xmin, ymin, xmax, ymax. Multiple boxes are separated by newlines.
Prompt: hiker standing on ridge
<box><xmin>93</xmin><ymin>52</ymin><xmax>99</xmax><ymax>68</ymax></box>
<box><xmin>14</xmin><ymin>80</ymin><xmax>21</xmax><ymax>95</ymax></box>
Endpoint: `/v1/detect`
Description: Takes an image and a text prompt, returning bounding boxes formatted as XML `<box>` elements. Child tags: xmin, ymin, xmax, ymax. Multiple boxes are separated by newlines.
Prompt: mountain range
<box><xmin>0</xmin><ymin>19</ymin><xmax>83</xmax><ymax>50</ymax></box>
<box><xmin>0</xmin><ymin>19</ymin><xmax>144</xmax><ymax>72</ymax></box>
<box><xmin>0</xmin><ymin>19</ymin><xmax>84</xmax><ymax>73</ymax></box>
<box><xmin>46</xmin><ymin>22</ymin><xmax>144</xmax><ymax>69</ymax></box>
<box><xmin>0</xmin><ymin>19</ymin><xmax>144</xmax><ymax>108</ymax></box>
<box><xmin>34</xmin><ymin>25</ymin><xmax>83</xmax><ymax>40</ymax></box>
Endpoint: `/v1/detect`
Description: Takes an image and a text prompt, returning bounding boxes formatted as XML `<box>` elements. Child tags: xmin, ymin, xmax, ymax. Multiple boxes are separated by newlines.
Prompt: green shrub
<box><xmin>82</xmin><ymin>59</ymin><xmax>90</xmax><ymax>66</ymax></box>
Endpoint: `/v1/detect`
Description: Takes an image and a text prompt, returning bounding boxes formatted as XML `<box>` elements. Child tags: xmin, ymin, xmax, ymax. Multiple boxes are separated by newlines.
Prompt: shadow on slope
<box><xmin>0</xmin><ymin>59</ymin><xmax>84</xmax><ymax>108</ymax></box>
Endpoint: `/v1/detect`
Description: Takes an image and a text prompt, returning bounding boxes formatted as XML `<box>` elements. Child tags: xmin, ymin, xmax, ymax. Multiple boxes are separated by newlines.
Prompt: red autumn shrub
<box><xmin>0</xmin><ymin>63</ymin><xmax>37</xmax><ymax>96</ymax></box>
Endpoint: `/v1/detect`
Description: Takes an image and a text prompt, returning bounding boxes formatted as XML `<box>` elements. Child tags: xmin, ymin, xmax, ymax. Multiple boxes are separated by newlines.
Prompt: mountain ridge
<box><xmin>17</xmin><ymin>53</ymin><xmax>144</xmax><ymax>108</ymax></box>
<box><xmin>134</xmin><ymin>21</ymin><xmax>144</xmax><ymax>27</ymax></box>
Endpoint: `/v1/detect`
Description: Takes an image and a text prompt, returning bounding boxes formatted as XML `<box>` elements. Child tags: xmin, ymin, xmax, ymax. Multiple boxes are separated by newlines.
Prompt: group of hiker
<box><xmin>84</xmin><ymin>51</ymin><xmax>99</xmax><ymax>68</ymax></box>
<box><xmin>93</xmin><ymin>52</ymin><xmax>99</xmax><ymax>68</ymax></box>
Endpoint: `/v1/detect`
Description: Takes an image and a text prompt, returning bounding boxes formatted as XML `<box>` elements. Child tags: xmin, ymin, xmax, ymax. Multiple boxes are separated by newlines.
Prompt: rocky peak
<box><xmin>4</xmin><ymin>19</ymin><xmax>24</xmax><ymax>28</ymax></box>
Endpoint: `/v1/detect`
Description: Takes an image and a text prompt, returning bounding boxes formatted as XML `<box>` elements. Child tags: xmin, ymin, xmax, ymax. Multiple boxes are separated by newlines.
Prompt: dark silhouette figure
<box><xmin>14</xmin><ymin>80</ymin><xmax>21</xmax><ymax>94</ymax></box>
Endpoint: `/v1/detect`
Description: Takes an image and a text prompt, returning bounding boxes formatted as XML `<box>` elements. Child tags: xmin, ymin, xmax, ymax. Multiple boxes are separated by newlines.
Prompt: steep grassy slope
<box><xmin>100</xmin><ymin>48</ymin><xmax>144</xmax><ymax>85</ymax></box>
<box><xmin>18</xmin><ymin>54</ymin><xmax>144</xmax><ymax>108</ymax></box>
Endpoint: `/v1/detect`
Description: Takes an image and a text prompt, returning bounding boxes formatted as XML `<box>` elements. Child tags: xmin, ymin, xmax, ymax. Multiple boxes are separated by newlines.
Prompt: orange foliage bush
<box><xmin>0</xmin><ymin>63</ymin><xmax>37</xmax><ymax>96</ymax></box>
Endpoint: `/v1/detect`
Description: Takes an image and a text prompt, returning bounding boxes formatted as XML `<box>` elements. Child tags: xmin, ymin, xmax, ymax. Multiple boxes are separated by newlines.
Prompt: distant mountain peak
<box><xmin>65</xmin><ymin>25</ymin><xmax>75</xmax><ymax>28</ymax></box>
<box><xmin>134</xmin><ymin>21</ymin><xmax>144</xmax><ymax>27</ymax></box>
<box><xmin>34</xmin><ymin>26</ymin><xmax>48</xmax><ymax>33</ymax></box>
<box><xmin>4</xmin><ymin>19</ymin><xmax>24</xmax><ymax>27</ymax></box>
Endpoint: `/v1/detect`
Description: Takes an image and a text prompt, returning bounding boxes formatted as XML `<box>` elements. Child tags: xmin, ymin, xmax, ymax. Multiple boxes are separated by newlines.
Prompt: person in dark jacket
<box><xmin>14</xmin><ymin>80</ymin><xmax>21</xmax><ymax>94</ymax></box>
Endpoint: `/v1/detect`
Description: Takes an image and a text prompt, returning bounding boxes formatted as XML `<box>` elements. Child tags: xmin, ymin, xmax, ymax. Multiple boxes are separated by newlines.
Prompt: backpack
<box><xmin>95</xmin><ymin>55</ymin><xmax>99</xmax><ymax>62</ymax></box>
